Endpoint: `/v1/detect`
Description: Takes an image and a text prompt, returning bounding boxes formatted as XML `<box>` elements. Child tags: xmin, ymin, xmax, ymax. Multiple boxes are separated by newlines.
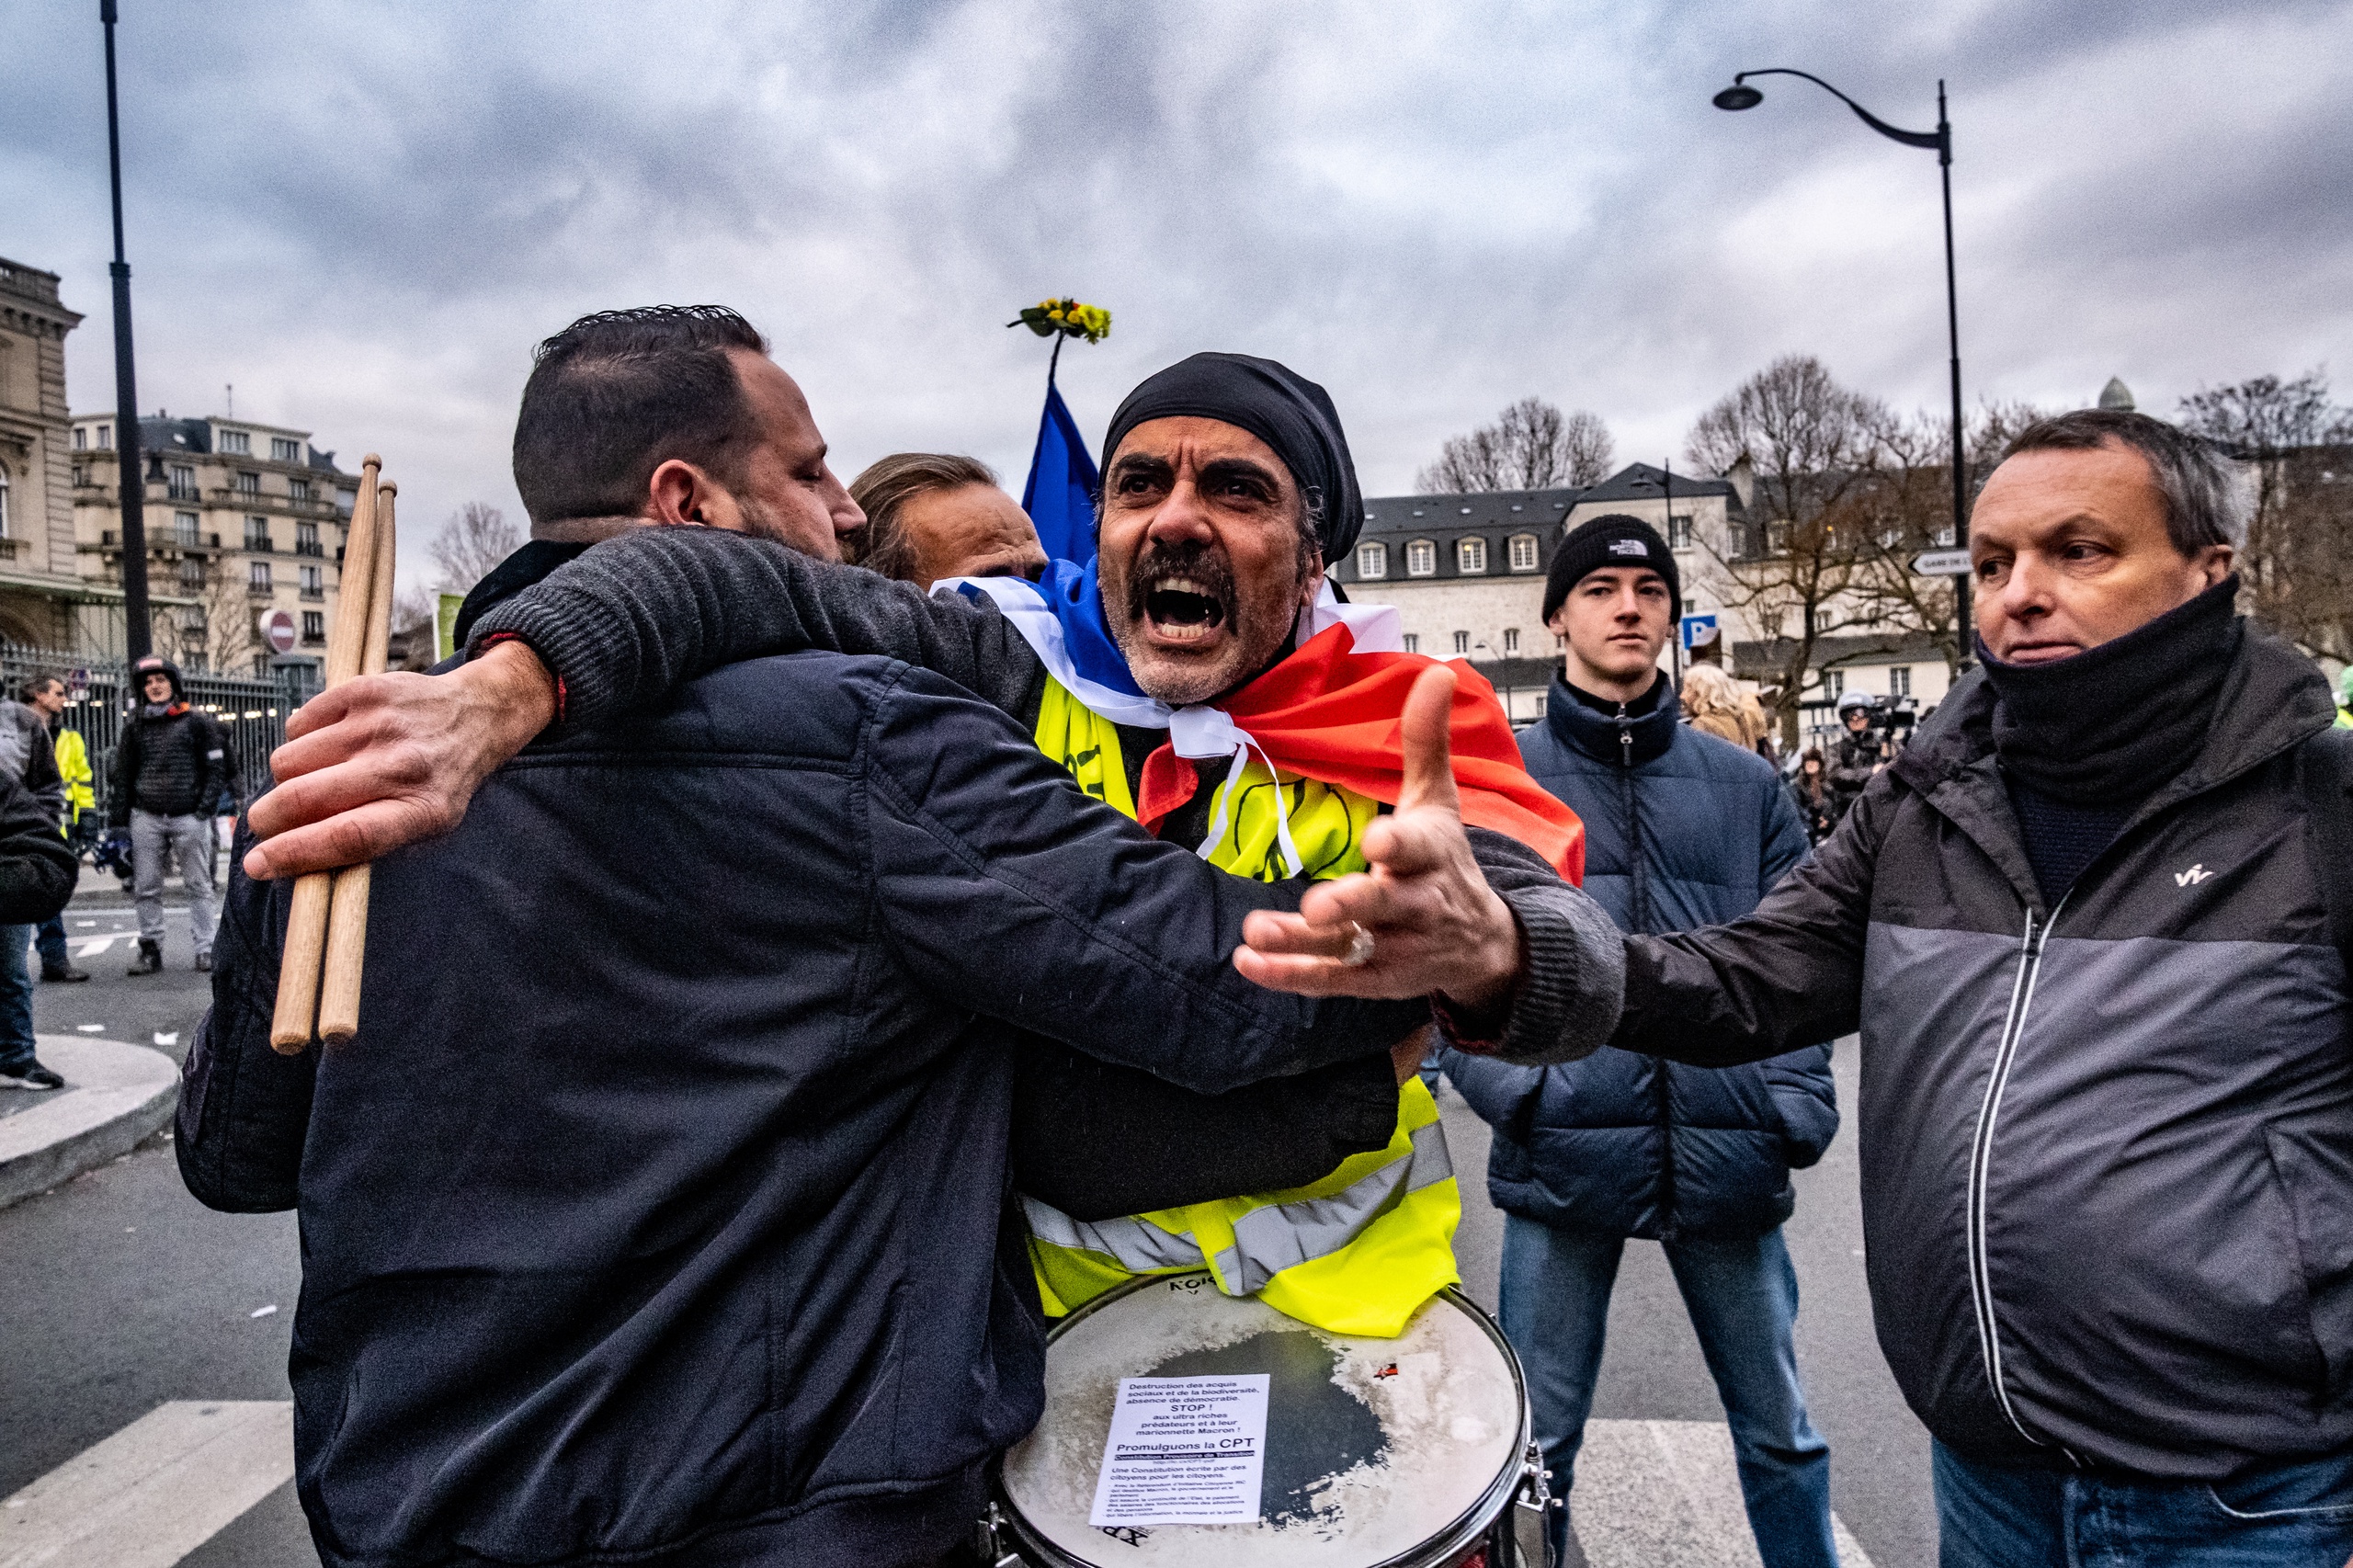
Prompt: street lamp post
<box><xmin>100</xmin><ymin>0</ymin><xmax>153</xmax><ymax>661</ymax></box>
<box><xmin>1713</xmin><ymin>69</ymin><xmax>1972</xmax><ymax>665</ymax></box>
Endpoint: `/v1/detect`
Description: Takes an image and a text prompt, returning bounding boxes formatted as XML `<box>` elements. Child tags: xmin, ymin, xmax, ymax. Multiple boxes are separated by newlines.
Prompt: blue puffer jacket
<box><xmin>1444</xmin><ymin>672</ymin><xmax>1837</xmax><ymax>1238</ymax></box>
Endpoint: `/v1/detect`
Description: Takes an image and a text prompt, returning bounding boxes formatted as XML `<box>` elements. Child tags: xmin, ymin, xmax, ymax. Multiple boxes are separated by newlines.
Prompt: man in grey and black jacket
<box><xmin>1614</xmin><ymin>409</ymin><xmax>2353</xmax><ymax>1564</ymax></box>
<box><xmin>110</xmin><ymin>655</ymin><xmax>232</xmax><ymax>974</ymax></box>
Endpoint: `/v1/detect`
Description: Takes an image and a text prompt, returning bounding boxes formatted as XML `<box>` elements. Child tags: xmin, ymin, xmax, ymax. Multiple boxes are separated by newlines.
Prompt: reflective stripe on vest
<box><xmin>1215</xmin><ymin>1117</ymin><xmax>1452</xmax><ymax>1294</ymax></box>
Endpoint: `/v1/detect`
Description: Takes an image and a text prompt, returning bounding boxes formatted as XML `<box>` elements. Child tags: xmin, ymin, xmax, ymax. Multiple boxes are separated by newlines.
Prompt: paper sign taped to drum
<box><xmin>1088</xmin><ymin>1373</ymin><xmax>1271</xmax><ymax>1527</ymax></box>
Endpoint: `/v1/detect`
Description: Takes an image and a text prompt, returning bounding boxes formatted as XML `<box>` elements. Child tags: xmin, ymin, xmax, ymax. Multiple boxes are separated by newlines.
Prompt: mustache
<box><xmin>1119</xmin><ymin>540</ymin><xmax>1237</xmax><ymax>623</ymax></box>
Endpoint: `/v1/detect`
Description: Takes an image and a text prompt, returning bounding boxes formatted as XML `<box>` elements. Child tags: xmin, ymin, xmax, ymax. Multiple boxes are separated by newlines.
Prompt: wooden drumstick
<box><xmin>268</xmin><ymin>455</ymin><xmax>382</xmax><ymax>1052</ymax></box>
<box><xmin>316</xmin><ymin>483</ymin><xmax>395</xmax><ymax>1046</ymax></box>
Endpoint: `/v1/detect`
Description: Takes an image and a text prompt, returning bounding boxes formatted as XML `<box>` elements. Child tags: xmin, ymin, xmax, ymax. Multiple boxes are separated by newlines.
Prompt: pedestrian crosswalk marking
<box><xmin>0</xmin><ymin>1401</ymin><xmax>293</xmax><ymax>1568</ymax></box>
<box><xmin>1572</xmin><ymin>1420</ymin><xmax>1874</xmax><ymax>1568</ymax></box>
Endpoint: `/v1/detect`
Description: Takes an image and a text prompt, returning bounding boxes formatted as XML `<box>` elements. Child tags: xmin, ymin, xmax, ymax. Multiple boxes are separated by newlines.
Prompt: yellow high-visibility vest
<box><xmin>54</xmin><ymin>729</ymin><xmax>93</xmax><ymax>826</ymax></box>
<box><xmin>1019</xmin><ymin>677</ymin><xmax>1461</xmax><ymax>1338</ymax></box>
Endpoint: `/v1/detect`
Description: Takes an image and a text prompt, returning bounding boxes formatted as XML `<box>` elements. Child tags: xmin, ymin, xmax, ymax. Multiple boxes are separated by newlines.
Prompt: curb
<box><xmin>0</xmin><ymin>1033</ymin><xmax>179</xmax><ymax>1210</ymax></box>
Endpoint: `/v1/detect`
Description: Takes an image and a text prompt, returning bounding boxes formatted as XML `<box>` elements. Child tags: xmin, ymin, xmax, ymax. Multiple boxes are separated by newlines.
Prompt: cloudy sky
<box><xmin>5</xmin><ymin>0</ymin><xmax>2348</xmax><ymax>595</ymax></box>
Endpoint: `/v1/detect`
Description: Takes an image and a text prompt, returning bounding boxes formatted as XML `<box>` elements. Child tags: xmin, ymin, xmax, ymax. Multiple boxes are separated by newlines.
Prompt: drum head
<box><xmin>1001</xmin><ymin>1274</ymin><xmax>1525</xmax><ymax>1567</ymax></box>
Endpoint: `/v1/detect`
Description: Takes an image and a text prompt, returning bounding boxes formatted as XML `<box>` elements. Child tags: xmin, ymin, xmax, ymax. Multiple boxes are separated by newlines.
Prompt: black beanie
<box><xmin>1542</xmin><ymin>514</ymin><xmax>1682</xmax><ymax>624</ymax></box>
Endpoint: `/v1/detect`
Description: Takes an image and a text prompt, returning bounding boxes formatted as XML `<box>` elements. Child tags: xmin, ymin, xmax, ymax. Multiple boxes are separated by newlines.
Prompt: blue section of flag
<box><xmin>1020</xmin><ymin>380</ymin><xmax>1100</xmax><ymax>567</ymax></box>
<box><xmin>1039</xmin><ymin>557</ymin><xmax>1145</xmax><ymax>697</ymax></box>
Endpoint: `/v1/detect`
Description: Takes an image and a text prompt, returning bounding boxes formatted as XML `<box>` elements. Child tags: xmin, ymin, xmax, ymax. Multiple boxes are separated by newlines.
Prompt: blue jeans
<box><xmin>1935</xmin><ymin>1440</ymin><xmax>2353</xmax><ymax>1567</ymax></box>
<box><xmin>0</xmin><ymin>923</ymin><xmax>34</xmax><ymax>1073</ymax></box>
<box><xmin>35</xmin><ymin>915</ymin><xmax>67</xmax><ymax>972</ymax></box>
<box><xmin>1499</xmin><ymin>1215</ymin><xmax>1838</xmax><ymax>1568</ymax></box>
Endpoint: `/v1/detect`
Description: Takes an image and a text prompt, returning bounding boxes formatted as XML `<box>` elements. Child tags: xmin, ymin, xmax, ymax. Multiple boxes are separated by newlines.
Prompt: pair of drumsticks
<box><xmin>269</xmin><ymin>453</ymin><xmax>394</xmax><ymax>1054</ymax></box>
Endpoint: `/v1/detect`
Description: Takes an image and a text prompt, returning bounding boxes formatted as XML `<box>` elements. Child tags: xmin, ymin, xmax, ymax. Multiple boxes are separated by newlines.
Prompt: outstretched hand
<box><xmin>1233</xmin><ymin>664</ymin><xmax>1525</xmax><ymax>1013</ymax></box>
<box><xmin>242</xmin><ymin>641</ymin><xmax>558</xmax><ymax>880</ymax></box>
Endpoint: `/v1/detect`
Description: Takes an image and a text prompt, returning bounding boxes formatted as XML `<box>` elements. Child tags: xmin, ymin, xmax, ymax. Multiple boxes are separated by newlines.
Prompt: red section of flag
<box><xmin>1136</xmin><ymin>623</ymin><xmax>1586</xmax><ymax>884</ymax></box>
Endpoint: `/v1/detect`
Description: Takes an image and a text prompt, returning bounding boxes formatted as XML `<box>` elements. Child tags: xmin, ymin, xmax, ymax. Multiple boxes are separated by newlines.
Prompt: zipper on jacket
<box><xmin>1617</xmin><ymin>701</ymin><xmax>1674</xmax><ymax>1236</ymax></box>
<box><xmin>1964</xmin><ymin>894</ymin><xmax>2066</xmax><ymax>1449</ymax></box>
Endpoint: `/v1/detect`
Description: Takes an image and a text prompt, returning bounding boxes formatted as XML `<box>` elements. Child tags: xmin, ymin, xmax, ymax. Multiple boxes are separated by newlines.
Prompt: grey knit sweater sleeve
<box><xmin>464</xmin><ymin>526</ymin><xmax>1044</xmax><ymax>730</ymax></box>
<box><xmin>1462</xmin><ymin>826</ymin><xmax>1626</xmax><ymax>1066</ymax></box>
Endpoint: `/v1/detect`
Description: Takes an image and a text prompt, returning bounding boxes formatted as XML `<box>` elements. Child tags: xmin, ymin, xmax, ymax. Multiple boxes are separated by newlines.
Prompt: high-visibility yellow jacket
<box><xmin>1018</xmin><ymin>677</ymin><xmax>1461</xmax><ymax>1338</ymax></box>
<box><xmin>54</xmin><ymin>728</ymin><xmax>93</xmax><ymax>827</ymax></box>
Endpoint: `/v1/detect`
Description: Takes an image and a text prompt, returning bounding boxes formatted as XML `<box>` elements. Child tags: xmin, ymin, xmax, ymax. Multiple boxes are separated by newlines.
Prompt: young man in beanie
<box><xmin>111</xmin><ymin>655</ymin><xmax>233</xmax><ymax>973</ymax></box>
<box><xmin>1443</xmin><ymin>514</ymin><xmax>1841</xmax><ymax>1567</ymax></box>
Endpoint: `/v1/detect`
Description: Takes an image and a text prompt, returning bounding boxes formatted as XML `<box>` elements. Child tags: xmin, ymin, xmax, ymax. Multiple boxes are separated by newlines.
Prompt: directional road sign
<box><xmin>1910</xmin><ymin>548</ymin><xmax>1972</xmax><ymax>578</ymax></box>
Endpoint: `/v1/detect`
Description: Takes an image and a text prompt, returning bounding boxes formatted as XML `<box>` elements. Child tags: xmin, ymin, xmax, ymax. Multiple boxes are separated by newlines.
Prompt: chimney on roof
<box><xmin>1725</xmin><ymin>453</ymin><xmax>1756</xmax><ymax>510</ymax></box>
<box><xmin>2097</xmin><ymin>377</ymin><xmax>2135</xmax><ymax>412</ymax></box>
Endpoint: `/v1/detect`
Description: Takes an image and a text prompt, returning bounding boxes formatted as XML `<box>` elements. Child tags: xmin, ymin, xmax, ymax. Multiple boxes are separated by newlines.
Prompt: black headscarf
<box><xmin>1101</xmin><ymin>352</ymin><xmax>1366</xmax><ymax>562</ymax></box>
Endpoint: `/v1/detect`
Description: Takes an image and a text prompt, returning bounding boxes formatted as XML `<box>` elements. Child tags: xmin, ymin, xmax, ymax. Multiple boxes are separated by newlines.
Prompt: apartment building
<box><xmin>0</xmin><ymin>257</ymin><xmax>125</xmax><ymax>653</ymax></box>
<box><xmin>71</xmin><ymin>410</ymin><xmax>358</xmax><ymax>686</ymax></box>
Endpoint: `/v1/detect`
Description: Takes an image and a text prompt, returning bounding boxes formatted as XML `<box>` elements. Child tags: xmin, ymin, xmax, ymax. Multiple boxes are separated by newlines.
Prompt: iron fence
<box><xmin>0</xmin><ymin>646</ymin><xmax>300</xmax><ymax>816</ymax></box>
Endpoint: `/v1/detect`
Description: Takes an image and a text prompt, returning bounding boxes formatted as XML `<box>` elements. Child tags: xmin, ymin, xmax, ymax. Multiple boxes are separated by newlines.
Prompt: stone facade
<box><xmin>0</xmin><ymin>257</ymin><xmax>108</xmax><ymax>651</ymax></box>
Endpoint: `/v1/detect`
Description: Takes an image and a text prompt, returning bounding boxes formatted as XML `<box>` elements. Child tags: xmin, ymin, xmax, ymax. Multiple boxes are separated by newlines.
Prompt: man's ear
<box><xmin>2198</xmin><ymin>542</ymin><xmax>2235</xmax><ymax>588</ymax></box>
<box><xmin>645</xmin><ymin>459</ymin><xmax>740</xmax><ymax>529</ymax></box>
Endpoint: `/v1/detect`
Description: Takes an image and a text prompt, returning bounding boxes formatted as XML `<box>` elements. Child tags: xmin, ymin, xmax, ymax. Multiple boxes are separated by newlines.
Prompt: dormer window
<box><xmin>1356</xmin><ymin>541</ymin><xmax>1388</xmax><ymax>579</ymax></box>
<box><xmin>1457</xmin><ymin>537</ymin><xmax>1487</xmax><ymax>574</ymax></box>
<box><xmin>1406</xmin><ymin>540</ymin><xmax>1437</xmax><ymax>577</ymax></box>
<box><xmin>1507</xmin><ymin>534</ymin><xmax>1539</xmax><ymax>572</ymax></box>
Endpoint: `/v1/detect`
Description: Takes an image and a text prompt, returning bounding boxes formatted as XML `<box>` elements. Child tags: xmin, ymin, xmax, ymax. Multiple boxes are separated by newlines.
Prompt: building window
<box><xmin>96</xmin><ymin>424</ymin><xmax>112</xmax><ymax>449</ymax></box>
<box><xmin>249</xmin><ymin>561</ymin><xmax>273</xmax><ymax>593</ymax></box>
<box><xmin>1356</xmin><ymin>541</ymin><xmax>1388</xmax><ymax>579</ymax></box>
<box><xmin>1457</xmin><ymin>537</ymin><xmax>1487</xmax><ymax>574</ymax></box>
<box><xmin>1767</xmin><ymin>520</ymin><xmax>1791</xmax><ymax>555</ymax></box>
<box><xmin>0</xmin><ymin>465</ymin><xmax>8</xmax><ymax>538</ymax></box>
<box><xmin>1402</xmin><ymin>633</ymin><xmax>1420</xmax><ymax>653</ymax></box>
<box><xmin>167</xmin><ymin>464</ymin><xmax>198</xmax><ymax>500</ymax></box>
<box><xmin>1405</xmin><ymin>540</ymin><xmax>1437</xmax><ymax>577</ymax></box>
<box><xmin>233</xmin><ymin>471</ymin><xmax>261</xmax><ymax>496</ymax></box>
<box><xmin>1668</xmin><ymin>513</ymin><xmax>1693</xmax><ymax>549</ymax></box>
<box><xmin>301</xmin><ymin>611</ymin><xmax>325</xmax><ymax>643</ymax></box>
<box><xmin>173</xmin><ymin>511</ymin><xmax>199</xmax><ymax>546</ymax></box>
<box><xmin>271</xmin><ymin>437</ymin><xmax>301</xmax><ymax>462</ymax></box>
<box><xmin>336</xmin><ymin>488</ymin><xmax>358</xmax><ymax>517</ymax></box>
<box><xmin>300</xmin><ymin>565</ymin><xmax>324</xmax><ymax>599</ymax></box>
<box><xmin>1891</xmin><ymin>665</ymin><xmax>1911</xmax><ymax>698</ymax></box>
<box><xmin>218</xmin><ymin>429</ymin><xmax>251</xmax><ymax>455</ymax></box>
<box><xmin>1813</xmin><ymin>607</ymin><xmax>1833</xmax><ymax>634</ymax></box>
<box><xmin>289</xmin><ymin>477</ymin><xmax>312</xmax><ymax>502</ymax></box>
<box><xmin>1934</xmin><ymin>526</ymin><xmax>1956</xmax><ymax>548</ymax></box>
<box><xmin>245</xmin><ymin>516</ymin><xmax>272</xmax><ymax>551</ymax></box>
<box><xmin>296</xmin><ymin>521</ymin><xmax>321</xmax><ymax>555</ymax></box>
<box><xmin>1507</xmin><ymin>533</ymin><xmax>1539</xmax><ymax>572</ymax></box>
<box><xmin>1453</xmin><ymin>631</ymin><xmax>1471</xmax><ymax>655</ymax></box>
<box><xmin>1503</xmin><ymin>628</ymin><xmax>1520</xmax><ymax>655</ymax></box>
<box><xmin>178</xmin><ymin>558</ymin><xmax>205</xmax><ymax>589</ymax></box>
<box><xmin>72</xmin><ymin>426</ymin><xmax>86</xmax><ymax>451</ymax></box>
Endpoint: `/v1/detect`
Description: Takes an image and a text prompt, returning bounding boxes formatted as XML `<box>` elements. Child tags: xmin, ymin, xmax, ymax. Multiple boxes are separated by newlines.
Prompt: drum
<box><xmin>984</xmin><ymin>1272</ymin><xmax>1550</xmax><ymax>1568</ymax></box>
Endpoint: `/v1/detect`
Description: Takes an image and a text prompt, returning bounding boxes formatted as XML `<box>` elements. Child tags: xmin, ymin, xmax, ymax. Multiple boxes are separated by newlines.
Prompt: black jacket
<box><xmin>0</xmin><ymin>769</ymin><xmax>79</xmax><ymax>923</ymax></box>
<box><xmin>110</xmin><ymin>705</ymin><xmax>232</xmax><ymax>822</ymax></box>
<box><xmin>1445</xmin><ymin>676</ymin><xmax>1836</xmax><ymax>1238</ymax></box>
<box><xmin>180</xmin><ymin>652</ymin><xmax>1455</xmax><ymax>1568</ymax></box>
<box><xmin>1614</xmin><ymin>622</ymin><xmax>2353</xmax><ymax>1481</ymax></box>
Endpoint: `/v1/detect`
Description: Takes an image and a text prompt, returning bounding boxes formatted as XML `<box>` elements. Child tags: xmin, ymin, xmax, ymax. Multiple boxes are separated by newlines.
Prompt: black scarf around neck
<box><xmin>1977</xmin><ymin>574</ymin><xmax>2241</xmax><ymax>808</ymax></box>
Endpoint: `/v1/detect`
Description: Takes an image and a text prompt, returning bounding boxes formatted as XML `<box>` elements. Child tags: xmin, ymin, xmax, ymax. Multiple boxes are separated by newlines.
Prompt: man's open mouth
<box><xmin>1143</xmin><ymin>577</ymin><xmax>1229</xmax><ymax>643</ymax></box>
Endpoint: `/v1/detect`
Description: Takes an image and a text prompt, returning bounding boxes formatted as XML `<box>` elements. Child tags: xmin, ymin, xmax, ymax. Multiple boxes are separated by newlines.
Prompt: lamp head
<box><xmin>1713</xmin><ymin>84</ymin><xmax>1764</xmax><ymax>111</ymax></box>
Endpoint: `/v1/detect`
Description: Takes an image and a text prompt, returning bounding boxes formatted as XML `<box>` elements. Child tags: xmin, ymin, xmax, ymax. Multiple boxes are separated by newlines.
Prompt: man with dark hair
<box><xmin>1564</xmin><ymin>408</ymin><xmax>2353</xmax><ymax>1563</ymax></box>
<box><xmin>187</xmin><ymin>312</ymin><xmax>1615</xmax><ymax>1567</ymax></box>
<box><xmin>1447</xmin><ymin>515</ymin><xmax>1839</xmax><ymax>1568</ymax></box>
<box><xmin>20</xmin><ymin>676</ymin><xmax>89</xmax><ymax>983</ymax></box>
<box><xmin>112</xmin><ymin>655</ymin><xmax>231</xmax><ymax>974</ymax></box>
<box><xmin>846</xmin><ymin>451</ymin><xmax>1046</xmax><ymax>588</ymax></box>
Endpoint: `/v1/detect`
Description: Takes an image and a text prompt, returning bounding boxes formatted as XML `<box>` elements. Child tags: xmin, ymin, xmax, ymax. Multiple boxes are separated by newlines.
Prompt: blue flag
<box><xmin>1019</xmin><ymin>379</ymin><xmax>1100</xmax><ymax>567</ymax></box>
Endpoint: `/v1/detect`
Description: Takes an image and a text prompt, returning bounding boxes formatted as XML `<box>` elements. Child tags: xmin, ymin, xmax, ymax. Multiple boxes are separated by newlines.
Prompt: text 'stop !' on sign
<box><xmin>264</xmin><ymin>608</ymin><xmax>298</xmax><ymax>654</ymax></box>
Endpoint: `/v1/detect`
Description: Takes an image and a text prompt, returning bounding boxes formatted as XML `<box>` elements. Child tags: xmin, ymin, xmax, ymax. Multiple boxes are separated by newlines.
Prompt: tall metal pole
<box><xmin>1938</xmin><ymin>80</ymin><xmax>1969</xmax><ymax>666</ymax></box>
<box><xmin>101</xmin><ymin>0</ymin><xmax>152</xmax><ymax>661</ymax></box>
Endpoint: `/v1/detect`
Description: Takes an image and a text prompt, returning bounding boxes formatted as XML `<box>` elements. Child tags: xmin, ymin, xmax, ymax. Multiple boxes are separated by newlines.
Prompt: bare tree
<box><xmin>2177</xmin><ymin>369</ymin><xmax>2353</xmax><ymax>660</ymax></box>
<box><xmin>1684</xmin><ymin>357</ymin><xmax>1898</xmax><ymax>741</ymax></box>
<box><xmin>176</xmin><ymin>561</ymin><xmax>265</xmax><ymax>676</ymax></box>
<box><xmin>1418</xmin><ymin>398</ymin><xmax>1614</xmax><ymax>492</ymax></box>
<box><xmin>429</xmin><ymin>502</ymin><xmax>525</xmax><ymax>594</ymax></box>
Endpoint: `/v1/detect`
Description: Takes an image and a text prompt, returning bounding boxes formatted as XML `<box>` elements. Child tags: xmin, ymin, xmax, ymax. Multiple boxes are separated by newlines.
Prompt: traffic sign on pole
<box><xmin>1910</xmin><ymin>548</ymin><xmax>1972</xmax><ymax>578</ymax></box>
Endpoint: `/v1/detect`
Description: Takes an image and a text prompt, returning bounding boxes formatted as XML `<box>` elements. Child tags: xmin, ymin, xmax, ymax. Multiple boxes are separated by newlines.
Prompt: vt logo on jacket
<box><xmin>2174</xmin><ymin>863</ymin><xmax>2213</xmax><ymax>886</ymax></box>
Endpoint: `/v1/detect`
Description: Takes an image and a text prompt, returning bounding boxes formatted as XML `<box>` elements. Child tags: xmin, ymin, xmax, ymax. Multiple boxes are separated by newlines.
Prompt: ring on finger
<box><xmin>1341</xmin><ymin>922</ymin><xmax>1375</xmax><ymax>967</ymax></box>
